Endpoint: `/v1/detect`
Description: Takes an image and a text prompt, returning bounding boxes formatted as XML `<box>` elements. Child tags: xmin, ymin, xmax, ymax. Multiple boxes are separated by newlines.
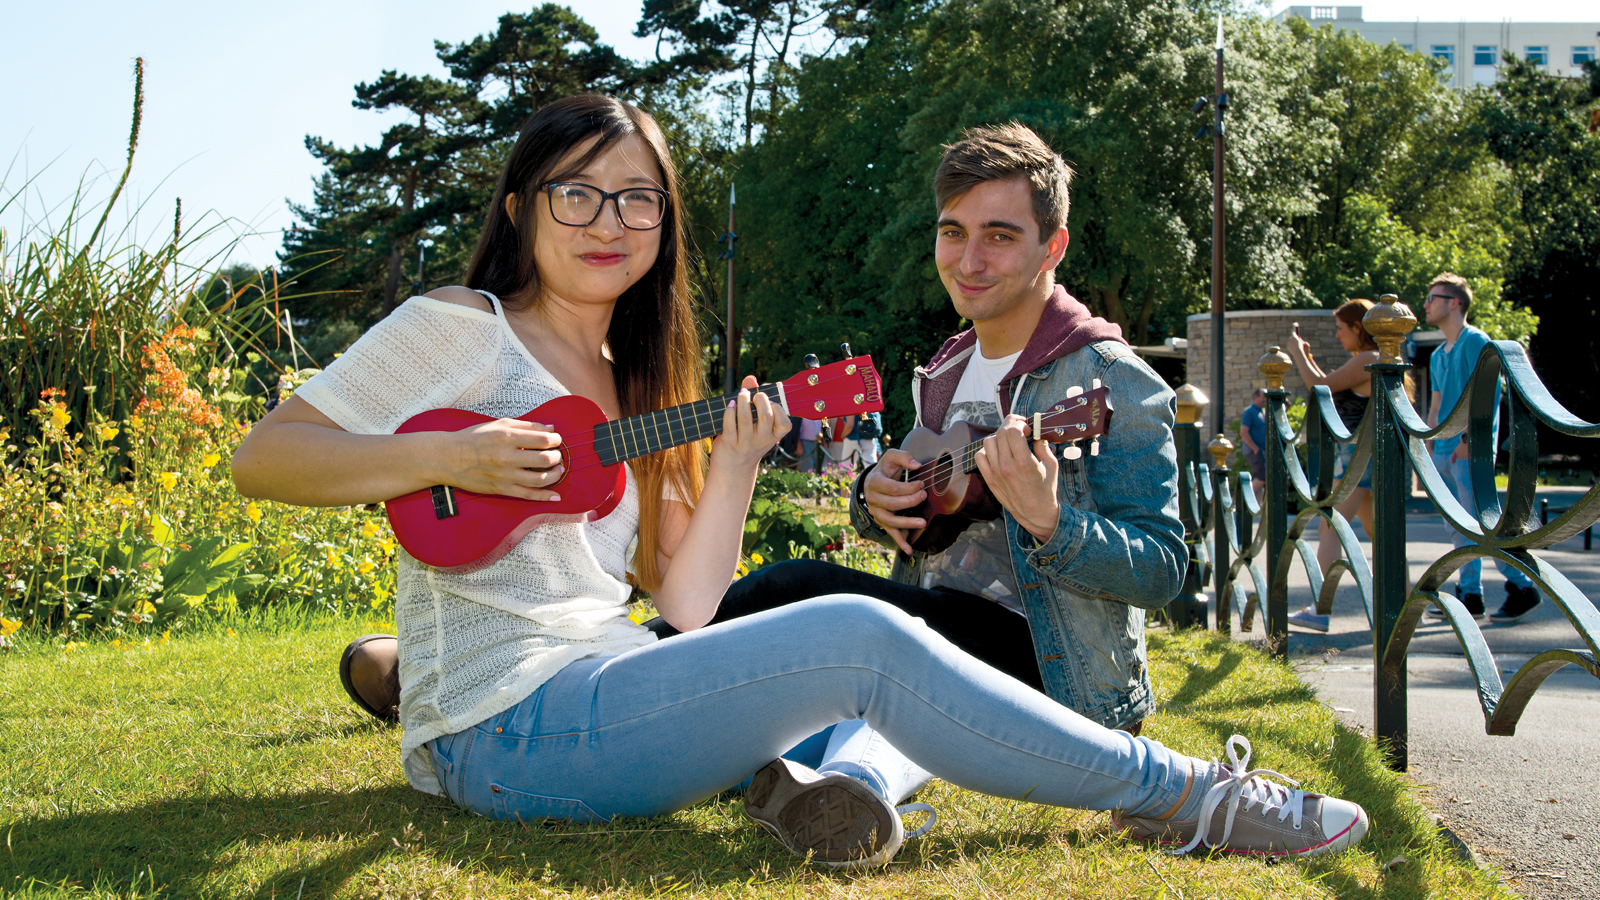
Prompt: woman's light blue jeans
<box><xmin>426</xmin><ymin>595</ymin><xmax>1212</xmax><ymax>825</ymax></box>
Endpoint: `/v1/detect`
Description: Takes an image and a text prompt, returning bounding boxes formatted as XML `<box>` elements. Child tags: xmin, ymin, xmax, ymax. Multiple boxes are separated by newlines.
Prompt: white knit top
<box><xmin>296</xmin><ymin>292</ymin><xmax>655</xmax><ymax>795</ymax></box>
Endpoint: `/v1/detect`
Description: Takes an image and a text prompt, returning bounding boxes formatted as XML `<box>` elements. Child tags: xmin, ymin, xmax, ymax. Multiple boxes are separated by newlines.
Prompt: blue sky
<box><xmin>4</xmin><ymin>1</ymin><xmax>1594</xmax><ymax>270</ymax></box>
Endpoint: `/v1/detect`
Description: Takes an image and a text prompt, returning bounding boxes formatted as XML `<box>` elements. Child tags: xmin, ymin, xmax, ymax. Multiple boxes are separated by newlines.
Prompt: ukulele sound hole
<box><xmin>929</xmin><ymin>452</ymin><xmax>953</xmax><ymax>494</ymax></box>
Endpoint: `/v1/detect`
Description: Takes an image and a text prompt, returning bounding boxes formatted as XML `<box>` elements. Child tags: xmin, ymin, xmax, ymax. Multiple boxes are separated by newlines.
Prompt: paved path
<box><xmin>1216</xmin><ymin>490</ymin><xmax>1599</xmax><ymax>899</ymax></box>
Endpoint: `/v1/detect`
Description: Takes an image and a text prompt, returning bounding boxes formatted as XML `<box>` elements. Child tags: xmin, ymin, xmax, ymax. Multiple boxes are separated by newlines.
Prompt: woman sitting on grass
<box><xmin>232</xmin><ymin>93</ymin><xmax>1369</xmax><ymax>867</ymax></box>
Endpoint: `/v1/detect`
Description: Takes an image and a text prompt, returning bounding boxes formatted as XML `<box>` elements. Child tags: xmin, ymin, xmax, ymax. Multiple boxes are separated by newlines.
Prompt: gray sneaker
<box><xmin>1114</xmin><ymin>735</ymin><xmax>1368</xmax><ymax>858</ymax></box>
<box><xmin>744</xmin><ymin>757</ymin><xmax>934</xmax><ymax>868</ymax></box>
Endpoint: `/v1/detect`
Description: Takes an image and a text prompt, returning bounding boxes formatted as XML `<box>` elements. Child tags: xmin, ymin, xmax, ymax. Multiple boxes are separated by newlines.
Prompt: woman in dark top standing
<box><xmin>1286</xmin><ymin>299</ymin><xmax>1379</xmax><ymax>632</ymax></box>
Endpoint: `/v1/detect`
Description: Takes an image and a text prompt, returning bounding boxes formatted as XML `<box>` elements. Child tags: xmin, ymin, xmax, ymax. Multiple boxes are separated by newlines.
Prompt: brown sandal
<box><xmin>339</xmin><ymin>634</ymin><xmax>400</xmax><ymax>724</ymax></box>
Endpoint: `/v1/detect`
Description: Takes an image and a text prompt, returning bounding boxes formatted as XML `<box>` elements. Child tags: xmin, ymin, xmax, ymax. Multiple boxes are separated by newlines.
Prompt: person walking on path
<box><xmin>1422</xmin><ymin>273</ymin><xmax>1542</xmax><ymax>623</ymax></box>
<box><xmin>1238</xmin><ymin>389</ymin><xmax>1267</xmax><ymax>503</ymax></box>
<box><xmin>1285</xmin><ymin>300</ymin><xmax>1381</xmax><ymax>632</ymax></box>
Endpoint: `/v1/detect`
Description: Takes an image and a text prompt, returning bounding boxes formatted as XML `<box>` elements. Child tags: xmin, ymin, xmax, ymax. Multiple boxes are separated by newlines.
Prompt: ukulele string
<box><xmin>910</xmin><ymin>405</ymin><xmax>1094</xmax><ymax>484</ymax></box>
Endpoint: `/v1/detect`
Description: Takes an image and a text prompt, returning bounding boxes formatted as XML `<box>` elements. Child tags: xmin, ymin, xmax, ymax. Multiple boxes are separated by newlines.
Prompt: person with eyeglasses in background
<box><xmin>1422</xmin><ymin>273</ymin><xmax>1542</xmax><ymax>623</ymax></box>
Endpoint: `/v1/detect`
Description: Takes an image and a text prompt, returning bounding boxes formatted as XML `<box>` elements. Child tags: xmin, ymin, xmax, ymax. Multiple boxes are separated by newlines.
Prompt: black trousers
<box><xmin>645</xmin><ymin>558</ymin><xmax>1046</xmax><ymax>693</ymax></box>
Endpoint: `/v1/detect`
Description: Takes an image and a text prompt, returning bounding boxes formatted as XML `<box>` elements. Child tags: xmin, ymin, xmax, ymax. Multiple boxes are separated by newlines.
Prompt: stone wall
<box><xmin>1186</xmin><ymin>310</ymin><xmax>1339</xmax><ymax>429</ymax></box>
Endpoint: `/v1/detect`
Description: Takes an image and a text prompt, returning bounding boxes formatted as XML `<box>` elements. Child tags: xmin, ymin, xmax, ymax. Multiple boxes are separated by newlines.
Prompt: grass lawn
<box><xmin>0</xmin><ymin>617</ymin><xmax>1510</xmax><ymax>899</ymax></box>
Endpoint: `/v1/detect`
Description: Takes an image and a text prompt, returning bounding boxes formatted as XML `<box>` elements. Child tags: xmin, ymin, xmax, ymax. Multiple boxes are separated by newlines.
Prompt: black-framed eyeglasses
<box><xmin>542</xmin><ymin>182</ymin><xmax>669</xmax><ymax>230</ymax></box>
<box><xmin>1425</xmin><ymin>293</ymin><xmax>1454</xmax><ymax>305</ymax></box>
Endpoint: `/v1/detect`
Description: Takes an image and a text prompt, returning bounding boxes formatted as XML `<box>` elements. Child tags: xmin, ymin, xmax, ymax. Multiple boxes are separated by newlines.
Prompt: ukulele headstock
<box><xmin>1031</xmin><ymin>382</ymin><xmax>1113</xmax><ymax>460</ymax></box>
<box><xmin>779</xmin><ymin>355</ymin><xmax>884</xmax><ymax>419</ymax></box>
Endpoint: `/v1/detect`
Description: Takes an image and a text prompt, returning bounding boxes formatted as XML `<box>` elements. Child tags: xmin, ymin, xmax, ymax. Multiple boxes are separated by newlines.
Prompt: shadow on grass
<box><xmin>3</xmin><ymin>782</ymin><xmax>922</xmax><ymax>896</ymax></box>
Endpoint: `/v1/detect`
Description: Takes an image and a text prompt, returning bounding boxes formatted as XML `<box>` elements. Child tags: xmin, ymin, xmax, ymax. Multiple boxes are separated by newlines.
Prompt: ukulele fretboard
<box><xmin>595</xmin><ymin>384</ymin><xmax>784</xmax><ymax>465</ymax></box>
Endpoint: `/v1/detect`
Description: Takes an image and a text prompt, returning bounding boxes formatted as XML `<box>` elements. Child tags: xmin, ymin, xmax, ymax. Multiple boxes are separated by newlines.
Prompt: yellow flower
<box><xmin>160</xmin><ymin>630</ymin><xmax>170</xmax><ymax>645</ymax></box>
<box><xmin>200</xmin><ymin>452</ymin><xmax>222</xmax><ymax>469</ymax></box>
<box><xmin>371</xmin><ymin>586</ymin><xmax>390</xmax><ymax>608</ymax></box>
<box><xmin>159</xmin><ymin>472</ymin><xmax>178</xmax><ymax>490</ymax></box>
<box><xmin>751</xmin><ymin>552</ymin><xmax>765</xmax><ymax>565</ymax></box>
<box><xmin>99</xmin><ymin>426</ymin><xmax>120</xmax><ymax>441</ymax></box>
<box><xmin>227</xmin><ymin>629</ymin><xmax>236</xmax><ymax>637</ymax></box>
<box><xmin>50</xmin><ymin>406</ymin><xmax>71</xmax><ymax>430</ymax></box>
<box><xmin>129</xmin><ymin>415</ymin><xmax>144</xmax><ymax>429</ymax></box>
<box><xmin>360</xmin><ymin>522</ymin><xmax>380</xmax><ymax>539</ymax></box>
<box><xmin>245</xmin><ymin>502</ymin><xmax>262</xmax><ymax>523</ymax></box>
<box><xmin>111</xmin><ymin>639</ymin><xmax>121</xmax><ymax>648</ymax></box>
<box><xmin>357</xmin><ymin>557</ymin><xmax>376</xmax><ymax>575</ymax></box>
<box><xmin>326</xmin><ymin>548</ymin><xmax>342</xmax><ymax>569</ymax></box>
<box><xmin>379</xmin><ymin>538</ymin><xmax>395</xmax><ymax>555</ymax></box>
<box><xmin>0</xmin><ymin>618</ymin><xmax>20</xmax><ymax>637</ymax></box>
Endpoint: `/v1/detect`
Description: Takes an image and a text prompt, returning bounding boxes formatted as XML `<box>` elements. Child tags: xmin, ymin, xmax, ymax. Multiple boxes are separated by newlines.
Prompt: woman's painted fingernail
<box><xmin>547</xmin><ymin>493</ymin><xmax>561</xmax><ymax>502</ymax></box>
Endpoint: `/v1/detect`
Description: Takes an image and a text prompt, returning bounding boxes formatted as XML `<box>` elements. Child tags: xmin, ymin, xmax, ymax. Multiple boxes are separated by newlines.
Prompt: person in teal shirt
<box><xmin>1424</xmin><ymin>273</ymin><xmax>1541</xmax><ymax>622</ymax></box>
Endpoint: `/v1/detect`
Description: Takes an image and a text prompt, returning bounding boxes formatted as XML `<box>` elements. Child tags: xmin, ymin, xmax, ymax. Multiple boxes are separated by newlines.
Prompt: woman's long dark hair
<box><xmin>466</xmin><ymin>95</ymin><xmax>705</xmax><ymax>590</ymax></box>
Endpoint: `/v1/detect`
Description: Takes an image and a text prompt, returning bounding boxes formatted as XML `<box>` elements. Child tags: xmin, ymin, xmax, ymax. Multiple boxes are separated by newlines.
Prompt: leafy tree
<box><xmin>636</xmin><ymin>0</ymin><xmax>860</xmax><ymax>145</ymax></box>
<box><xmin>731</xmin><ymin>0</ymin><xmax>1344</xmax><ymax>436</ymax></box>
<box><xmin>1477</xmin><ymin>56</ymin><xmax>1600</xmax><ymax>423</ymax></box>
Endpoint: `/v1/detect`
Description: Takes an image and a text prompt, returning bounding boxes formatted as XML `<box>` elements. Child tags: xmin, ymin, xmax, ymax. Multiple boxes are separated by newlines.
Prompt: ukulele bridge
<box><xmin>431</xmin><ymin>485</ymin><xmax>460</xmax><ymax>519</ymax></box>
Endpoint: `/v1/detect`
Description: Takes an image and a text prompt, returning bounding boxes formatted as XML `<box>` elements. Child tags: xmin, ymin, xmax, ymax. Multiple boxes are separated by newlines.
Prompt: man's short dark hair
<box><xmin>934</xmin><ymin>123</ymin><xmax>1073</xmax><ymax>244</ymax></box>
<box><xmin>1253</xmin><ymin>388</ymin><xmax>1267</xmax><ymax>398</ymax></box>
<box><xmin>1429</xmin><ymin>272</ymin><xmax>1473</xmax><ymax>317</ymax></box>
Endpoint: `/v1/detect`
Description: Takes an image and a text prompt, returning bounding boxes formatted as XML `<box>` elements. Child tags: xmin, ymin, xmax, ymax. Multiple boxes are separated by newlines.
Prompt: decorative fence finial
<box><xmin>1364</xmin><ymin>294</ymin><xmax>1417</xmax><ymax>364</ymax></box>
<box><xmin>1259</xmin><ymin>347</ymin><xmax>1293</xmax><ymax>390</ymax></box>
<box><xmin>1208</xmin><ymin>434</ymin><xmax>1235</xmax><ymax>468</ymax></box>
<box><xmin>1174</xmin><ymin>383</ymin><xmax>1209</xmax><ymax>425</ymax></box>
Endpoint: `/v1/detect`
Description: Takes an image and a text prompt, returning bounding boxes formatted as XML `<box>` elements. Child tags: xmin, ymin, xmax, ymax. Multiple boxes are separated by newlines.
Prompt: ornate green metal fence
<box><xmin>1174</xmin><ymin>295</ymin><xmax>1600</xmax><ymax>770</ymax></box>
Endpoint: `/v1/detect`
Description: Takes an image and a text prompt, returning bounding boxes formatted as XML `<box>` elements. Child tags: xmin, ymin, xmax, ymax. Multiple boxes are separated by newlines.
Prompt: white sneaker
<box><xmin>1287</xmin><ymin>606</ymin><xmax>1330</xmax><ymax>633</ymax></box>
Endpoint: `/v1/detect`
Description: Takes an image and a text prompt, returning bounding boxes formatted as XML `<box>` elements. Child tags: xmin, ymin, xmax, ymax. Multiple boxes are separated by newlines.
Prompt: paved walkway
<box><xmin>1217</xmin><ymin>489</ymin><xmax>1599</xmax><ymax>900</ymax></box>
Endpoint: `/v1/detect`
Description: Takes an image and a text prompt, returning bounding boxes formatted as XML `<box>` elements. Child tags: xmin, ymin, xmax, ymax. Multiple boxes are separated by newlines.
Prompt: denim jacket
<box><xmin>850</xmin><ymin>338</ymin><xmax>1185</xmax><ymax>729</ymax></box>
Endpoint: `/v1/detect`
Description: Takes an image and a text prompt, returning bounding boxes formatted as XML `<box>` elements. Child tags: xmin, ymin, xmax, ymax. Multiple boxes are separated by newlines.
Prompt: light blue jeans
<box><xmin>426</xmin><ymin>595</ymin><xmax>1212</xmax><ymax>825</ymax></box>
<box><xmin>1433</xmin><ymin>450</ymin><xmax>1534</xmax><ymax>596</ymax></box>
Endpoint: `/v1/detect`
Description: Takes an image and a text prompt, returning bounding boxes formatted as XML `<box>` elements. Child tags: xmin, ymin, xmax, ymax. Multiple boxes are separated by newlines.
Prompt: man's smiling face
<box><xmin>934</xmin><ymin>177</ymin><xmax>1065</xmax><ymax>327</ymax></box>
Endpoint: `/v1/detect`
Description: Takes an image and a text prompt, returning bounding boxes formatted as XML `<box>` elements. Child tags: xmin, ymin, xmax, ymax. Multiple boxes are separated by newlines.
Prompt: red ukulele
<box><xmin>386</xmin><ymin>356</ymin><xmax>884</xmax><ymax>569</ymax></box>
<box><xmin>900</xmin><ymin>384</ymin><xmax>1112</xmax><ymax>554</ymax></box>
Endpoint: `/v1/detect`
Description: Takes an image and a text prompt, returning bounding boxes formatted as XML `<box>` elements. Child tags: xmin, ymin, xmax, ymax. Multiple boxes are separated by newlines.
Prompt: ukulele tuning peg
<box><xmin>804</xmin><ymin>353</ymin><xmax>820</xmax><ymax>369</ymax></box>
<box><xmin>1065</xmin><ymin>385</ymin><xmax>1084</xmax><ymax>398</ymax></box>
<box><xmin>840</xmin><ymin>342</ymin><xmax>853</xmax><ymax>360</ymax></box>
<box><xmin>1092</xmin><ymin>378</ymin><xmax>1102</xmax><ymax>390</ymax></box>
<box><xmin>1089</xmin><ymin>439</ymin><xmax>1101</xmax><ymax>457</ymax></box>
<box><xmin>1064</xmin><ymin>442</ymin><xmax>1083</xmax><ymax>461</ymax></box>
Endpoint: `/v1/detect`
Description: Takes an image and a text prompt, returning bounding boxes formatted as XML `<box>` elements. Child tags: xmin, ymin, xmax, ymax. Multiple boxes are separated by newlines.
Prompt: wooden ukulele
<box><xmin>900</xmin><ymin>384</ymin><xmax>1112</xmax><ymax>554</ymax></box>
<box><xmin>386</xmin><ymin>356</ymin><xmax>883</xmax><ymax>569</ymax></box>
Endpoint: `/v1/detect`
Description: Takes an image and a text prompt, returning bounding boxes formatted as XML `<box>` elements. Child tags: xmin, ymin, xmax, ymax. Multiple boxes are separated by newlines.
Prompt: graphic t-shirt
<box><xmin>919</xmin><ymin>346</ymin><xmax>1026</xmax><ymax>615</ymax></box>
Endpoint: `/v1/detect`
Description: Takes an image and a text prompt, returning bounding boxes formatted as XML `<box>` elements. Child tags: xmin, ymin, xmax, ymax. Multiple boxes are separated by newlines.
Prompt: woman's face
<box><xmin>1335</xmin><ymin>316</ymin><xmax>1361</xmax><ymax>352</ymax></box>
<box><xmin>527</xmin><ymin>133</ymin><xmax>665</xmax><ymax>311</ymax></box>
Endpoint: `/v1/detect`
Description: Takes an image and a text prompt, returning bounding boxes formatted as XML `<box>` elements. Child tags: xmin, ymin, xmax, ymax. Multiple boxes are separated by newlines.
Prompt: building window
<box><xmin>1474</xmin><ymin>46</ymin><xmax>1498</xmax><ymax>66</ymax></box>
<box><xmin>1576</xmin><ymin>46</ymin><xmax>1597</xmax><ymax>65</ymax></box>
<box><xmin>1400</xmin><ymin>44</ymin><xmax>1414</xmax><ymax>53</ymax></box>
<box><xmin>1432</xmin><ymin>45</ymin><xmax>1455</xmax><ymax>67</ymax></box>
<box><xmin>1312</xmin><ymin>6</ymin><xmax>1335</xmax><ymax>18</ymax></box>
<box><xmin>1526</xmin><ymin>46</ymin><xmax>1549</xmax><ymax>65</ymax></box>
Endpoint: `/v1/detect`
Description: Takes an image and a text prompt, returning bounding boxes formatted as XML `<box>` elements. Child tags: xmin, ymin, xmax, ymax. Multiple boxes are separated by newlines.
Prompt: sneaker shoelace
<box><xmin>897</xmin><ymin>802</ymin><xmax>938</xmax><ymax>840</ymax></box>
<box><xmin>1171</xmin><ymin>735</ymin><xmax>1306</xmax><ymax>856</ymax></box>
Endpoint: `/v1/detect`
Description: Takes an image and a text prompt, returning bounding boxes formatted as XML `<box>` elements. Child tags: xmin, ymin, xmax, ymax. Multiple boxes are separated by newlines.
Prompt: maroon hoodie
<box><xmin>915</xmin><ymin>285</ymin><xmax>1126</xmax><ymax>429</ymax></box>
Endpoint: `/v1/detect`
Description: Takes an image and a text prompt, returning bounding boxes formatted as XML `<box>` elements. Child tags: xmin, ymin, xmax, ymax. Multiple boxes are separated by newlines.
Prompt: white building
<box><xmin>1273</xmin><ymin>6</ymin><xmax>1599</xmax><ymax>89</ymax></box>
